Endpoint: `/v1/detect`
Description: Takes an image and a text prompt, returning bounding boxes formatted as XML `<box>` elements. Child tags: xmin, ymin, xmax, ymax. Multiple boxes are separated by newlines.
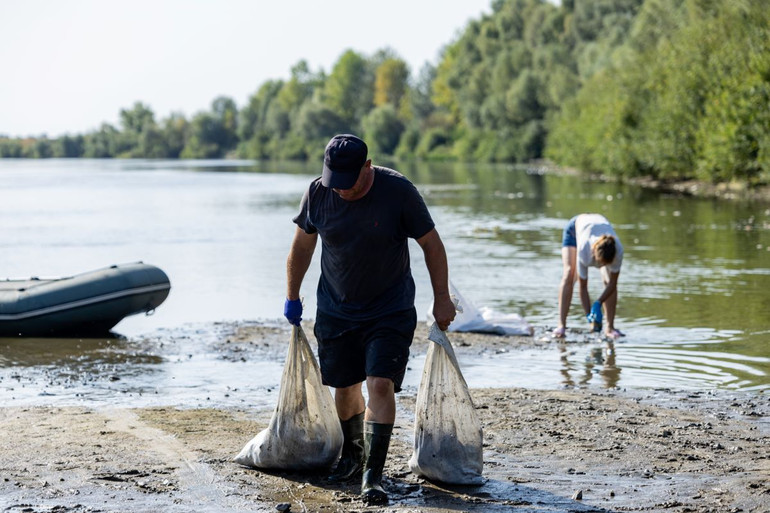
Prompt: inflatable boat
<box><xmin>0</xmin><ymin>262</ymin><xmax>170</xmax><ymax>337</ymax></box>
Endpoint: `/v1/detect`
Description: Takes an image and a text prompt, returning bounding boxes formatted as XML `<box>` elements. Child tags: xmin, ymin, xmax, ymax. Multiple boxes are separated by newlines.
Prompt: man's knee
<box><xmin>335</xmin><ymin>383</ymin><xmax>364</xmax><ymax>403</ymax></box>
<box><xmin>366</xmin><ymin>376</ymin><xmax>394</xmax><ymax>399</ymax></box>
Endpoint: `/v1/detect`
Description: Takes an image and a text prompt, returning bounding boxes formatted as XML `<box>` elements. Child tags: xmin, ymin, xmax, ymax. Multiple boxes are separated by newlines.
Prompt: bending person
<box><xmin>553</xmin><ymin>213</ymin><xmax>624</xmax><ymax>339</ymax></box>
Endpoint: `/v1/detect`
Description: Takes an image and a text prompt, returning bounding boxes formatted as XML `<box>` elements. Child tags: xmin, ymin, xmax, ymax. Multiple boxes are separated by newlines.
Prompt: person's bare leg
<box><xmin>557</xmin><ymin>246</ymin><xmax>577</xmax><ymax>334</ymax></box>
<box><xmin>365</xmin><ymin>376</ymin><xmax>395</xmax><ymax>423</ymax></box>
<box><xmin>335</xmin><ymin>382</ymin><xmax>365</xmax><ymax>420</ymax></box>
<box><xmin>602</xmin><ymin>272</ymin><xmax>618</xmax><ymax>334</ymax></box>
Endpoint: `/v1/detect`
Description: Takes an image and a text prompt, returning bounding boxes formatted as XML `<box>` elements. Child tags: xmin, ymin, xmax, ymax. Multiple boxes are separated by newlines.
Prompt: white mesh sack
<box><xmin>409</xmin><ymin>323</ymin><xmax>484</xmax><ymax>485</ymax></box>
<box><xmin>234</xmin><ymin>325</ymin><xmax>342</xmax><ymax>470</ymax></box>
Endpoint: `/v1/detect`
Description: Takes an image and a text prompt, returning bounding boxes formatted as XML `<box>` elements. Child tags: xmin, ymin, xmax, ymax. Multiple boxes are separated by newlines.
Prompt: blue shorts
<box><xmin>313</xmin><ymin>308</ymin><xmax>417</xmax><ymax>393</ymax></box>
<box><xmin>561</xmin><ymin>216</ymin><xmax>578</xmax><ymax>247</ymax></box>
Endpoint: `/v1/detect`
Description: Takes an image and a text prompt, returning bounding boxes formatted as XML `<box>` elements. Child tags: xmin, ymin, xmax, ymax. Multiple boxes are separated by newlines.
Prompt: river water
<box><xmin>1</xmin><ymin>158</ymin><xmax>768</xmax><ymax>407</ymax></box>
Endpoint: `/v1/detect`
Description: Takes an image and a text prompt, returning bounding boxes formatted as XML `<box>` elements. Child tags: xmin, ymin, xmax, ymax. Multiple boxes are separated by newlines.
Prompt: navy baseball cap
<box><xmin>321</xmin><ymin>134</ymin><xmax>368</xmax><ymax>189</ymax></box>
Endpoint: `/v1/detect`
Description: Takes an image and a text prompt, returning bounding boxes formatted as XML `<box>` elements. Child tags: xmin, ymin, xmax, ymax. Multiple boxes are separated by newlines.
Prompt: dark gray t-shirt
<box><xmin>293</xmin><ymin>166</ymin><xmax>435</xmax><ymax>321</ymax></box>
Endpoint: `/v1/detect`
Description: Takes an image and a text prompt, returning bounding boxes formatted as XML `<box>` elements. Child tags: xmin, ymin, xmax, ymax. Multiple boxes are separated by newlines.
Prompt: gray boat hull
<box><xmin>0</xmin><ymin>262</ymin><xmax>171</xmax><ymax>337</ymax></box>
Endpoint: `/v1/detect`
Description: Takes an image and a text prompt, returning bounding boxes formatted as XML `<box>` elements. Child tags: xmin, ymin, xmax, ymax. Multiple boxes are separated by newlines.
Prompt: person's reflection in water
<box><xmin>558</xmin><ymin>340</ymin><xmax>621</xmax><ymax>388</ymax></box>
<box><xmin>599</xmin><ymin>341</ymin><xmax>621</xmax><ymax>388</ymax></box>
<box><xmin>558</xmin><ymin>342</ymin><xmax>576</xmax><ymax>387</ymax></box>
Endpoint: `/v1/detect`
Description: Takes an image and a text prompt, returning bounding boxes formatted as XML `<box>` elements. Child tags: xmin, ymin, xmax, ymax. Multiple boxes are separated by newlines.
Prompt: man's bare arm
<box><xmin>416</xmin><ymin>228</ymin><xmax>455</xmax><ymax>331</ymax></box>
<box><xmin>286</xmin><ymin>226</ymin><xmax>318</xmax><ymax>300</ymax></box>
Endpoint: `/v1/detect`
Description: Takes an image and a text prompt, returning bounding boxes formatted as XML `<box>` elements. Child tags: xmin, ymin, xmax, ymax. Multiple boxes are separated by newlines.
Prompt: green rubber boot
<box><xmin>361</xmin><ymin>421</ymin><xmax>393</xmax><ymax>505</ymax></box>
<box><xmin>327</xmin><ymin>412</ymin><xmax>364</xmax><ymax>482</ymax></box>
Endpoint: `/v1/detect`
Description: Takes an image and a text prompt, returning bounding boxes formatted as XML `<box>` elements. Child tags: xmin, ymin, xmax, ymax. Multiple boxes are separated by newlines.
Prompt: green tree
<box><xmin>138</xmin><ymin>126</ymin><xmax>171</xmax><ymax>158</ymax></box>
<box><xmin>0</xmin><ymin>138</ymin><xmax>24</xmax><ymax>157</ymax></box>
<box><xmin>277</xmin><ymin>61</ymin><xmax>323</xmax><ymax>115</ymax></box>
<box><xmin>239</xmin><ymin>80</ymin><xmax>284</xmax><ymax>142</ymax></box>
<box><xmin>265</xmin><ymin>101</ymin><xmax>291</xmax><ymax>137</ymax></box>
<box><xmin>432</xmin><ymin>42</ymin><xmax>463</xmax><ymax>125</ymax></box>
<box><xmin>181</xmin><ymin>112</ymin><xmax>222</xmax><ymax>159</ymax></box>
<box><xmin>161</xmin><ymin>113</ymin><xmax>189</xmax><ymax>158</ymax></box>
<box><xmin>407</xmin><ymin>63</ymin><xmax>437</xmax><ymax>125</ymax></box>
<box><xmin>52</xmin><ymin>135</ymin><xmax>85</xmax><ymax>158</ymax></box>
<box><xmin>374</xmin><ymin>58</ymin><xmax>409</xmax><ymax>109</ymax></box>
<box><xmin>26</xmin><ymin>137</ymin><xmax>54</xmax><ymax>158</ymax></box>
<box><xmin>120</xmin><ymin>101</ymin><xmax>155</xmax><ymax>134</ymax></box>
<box><xmin>546</xmin><ymin>0</ymin><xmax>770</xmax><ymax>183</ymax></box>
<box><xmin>294</xmin><ymin>102</ymin><xmax>348</xmax><ymax>142</ymax></box>
<box><xmin>211</xmin><ymin>96</ymin><xmax>239</xmax><ymax>153</ymax></box>
<box><xmin>119</xmin><ymin>102</ymin><xmax>156</xmax><ymax>157</ymax></box>
<box><xmin>428</xmin><ymin>0</ymin><xmax>643</xmax><ymax>162</ymax></box>
<box><xmin>362</xmin><ymin>105</ymin><xmax>405</xmax><ymax>156</ymax></box>
<box><xmin>83</xmin><ymin>123</ymin><xmax>120</xmax><ymax>158</ymax></box>
<box><xmin>238</xmin><ymin>80</ymin><xmax>284</xmax><ymax>159</ymax></box>
<box><xmin>323</xmin><ymin>50</ymin><xmax>374</xmax><ymax>130</ymax></box>
<box><xmin>182</xmin><ymin>97</ymin><xmax>239</xmax><ymax>158</ymax></box>
<box><xmin>505</xmin><ymin>69</ymin><xmax>545</xmax><ymax>125</ymax></box>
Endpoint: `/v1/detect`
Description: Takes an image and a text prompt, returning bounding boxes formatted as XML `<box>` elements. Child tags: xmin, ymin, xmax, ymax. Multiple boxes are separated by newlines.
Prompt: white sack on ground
<box><xmin>234</xmin><ymin>325</ymin><xmax>342</xmax><ymax>470</ymax></box>
<box><xmin>427</xmin><ymin>281</ymin><xmax>533</xmax><ymax>336</ymax></box>
<box><xmin>409</xmin><ymin>323</ymin><xmax>484</xmax><ymax>485</ymax></box>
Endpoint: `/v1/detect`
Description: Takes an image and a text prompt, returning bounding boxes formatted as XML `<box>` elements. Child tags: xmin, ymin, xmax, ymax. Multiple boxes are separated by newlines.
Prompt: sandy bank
<box><xmin>1</xmin><ymin>323</ymin><xmax>768</xmax><ymax>512</ymax></box>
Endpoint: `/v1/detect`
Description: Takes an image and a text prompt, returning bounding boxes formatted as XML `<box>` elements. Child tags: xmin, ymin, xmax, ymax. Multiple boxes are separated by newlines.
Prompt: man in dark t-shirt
<box><xmin>284</xmin><ymin>134</ymin><xmax>456</xmax><ymax>504</ymax></box>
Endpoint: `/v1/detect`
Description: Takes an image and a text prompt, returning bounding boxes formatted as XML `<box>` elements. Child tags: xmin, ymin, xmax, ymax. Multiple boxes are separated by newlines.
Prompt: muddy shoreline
<box><xmin>1</xmin><ymin>322</ymin><xmax>768</xmax><ymax>512</ymax></box>
<box><xmin>531</xmin><ymin>160</ymin><xmax>770</xmax><ymax>203</ymax></box>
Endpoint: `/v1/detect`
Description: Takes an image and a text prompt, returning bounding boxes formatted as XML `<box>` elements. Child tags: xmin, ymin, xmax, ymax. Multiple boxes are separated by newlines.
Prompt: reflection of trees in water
<box><xmin>558</xmin><ymin>340</ymin><xmax>620</xmax><ymax>389</ymax></box>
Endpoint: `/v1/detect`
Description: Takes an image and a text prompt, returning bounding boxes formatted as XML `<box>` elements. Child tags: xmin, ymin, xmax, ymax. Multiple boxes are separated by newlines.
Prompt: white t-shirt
<box><xmin>576</xmin><ymin>214</ymin><xmax>623</xmax><ymax>280</ymax></box>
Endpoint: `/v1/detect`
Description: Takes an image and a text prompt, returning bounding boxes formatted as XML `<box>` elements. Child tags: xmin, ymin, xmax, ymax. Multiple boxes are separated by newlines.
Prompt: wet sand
<box><xmin>1</xmin><ymin>323</ymin><xmax>768</xmax><ymax>512</ymax></box>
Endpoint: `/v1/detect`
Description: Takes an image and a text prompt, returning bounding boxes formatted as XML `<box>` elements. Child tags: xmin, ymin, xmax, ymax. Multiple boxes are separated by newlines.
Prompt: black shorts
<box><xmin>314</xmin><ymin>308</ymin><xmax>417</xmax><ymax>393</ymax></box>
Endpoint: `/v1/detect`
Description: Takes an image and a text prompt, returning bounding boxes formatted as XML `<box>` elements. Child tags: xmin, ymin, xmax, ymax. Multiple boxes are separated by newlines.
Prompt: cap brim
<box><xmin>321</xmin><ymin>164</ymin><xmax>360</xmax><ymax>189</ymax></box>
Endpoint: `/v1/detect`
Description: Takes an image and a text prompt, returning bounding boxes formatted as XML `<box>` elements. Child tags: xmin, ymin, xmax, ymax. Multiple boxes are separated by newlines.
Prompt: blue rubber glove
<box><xmin>590</xmin><ymin>301</ymin><xmax>603</xmax><ymax>323</ymax></box>
<box><xmin>587</xmin><ymin>301</ymin><xmax>603</xmax><ymax>331</ymax></box>
<box><xmin>284</xmin><ymin>298</ymin><xmax>302</xmax><ymax>326</ymax></box>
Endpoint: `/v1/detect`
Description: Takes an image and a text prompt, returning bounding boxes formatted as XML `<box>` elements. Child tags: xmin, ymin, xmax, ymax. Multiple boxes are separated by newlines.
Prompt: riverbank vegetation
<box><xmin>2</xmin><ymin>0</ymin><xmax>768</xmax><ymax>186</ymax></box>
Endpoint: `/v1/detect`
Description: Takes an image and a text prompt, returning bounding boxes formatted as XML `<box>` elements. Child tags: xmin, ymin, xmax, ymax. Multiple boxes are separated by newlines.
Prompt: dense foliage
<box><xmin>547</xmin><ymin>0</ymin><xmax>770</xmax><ymax>184</ymax></box>
<box><xmin>2</xmin><ymin>0</ymin><xmax>767</xmax><ymax>184</ymax></box>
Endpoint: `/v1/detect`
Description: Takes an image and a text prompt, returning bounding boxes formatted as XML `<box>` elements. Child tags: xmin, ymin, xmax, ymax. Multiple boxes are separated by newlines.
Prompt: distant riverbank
<box><xmin>532</xmin><ymin>160</ymin><xmax>770</xmax><ymax>203</ymax></box>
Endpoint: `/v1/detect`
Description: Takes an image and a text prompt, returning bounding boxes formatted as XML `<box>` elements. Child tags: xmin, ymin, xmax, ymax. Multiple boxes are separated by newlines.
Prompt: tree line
<box><xmin>2</xmin><ymin>0</ymin><xmax>767</xmax><ymax>185</ymax></box>
<box><xmin>546</xmin><ymin>0</ymin><xmax>770</xmax><ymax>185</ymax></box>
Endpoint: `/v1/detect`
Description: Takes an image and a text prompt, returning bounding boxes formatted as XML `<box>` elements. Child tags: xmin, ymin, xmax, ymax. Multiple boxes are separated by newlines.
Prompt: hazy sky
<box><xmin>1</xmin><ymin>0</ymin><xmax>492</xmax><ymax>138</ymax></box>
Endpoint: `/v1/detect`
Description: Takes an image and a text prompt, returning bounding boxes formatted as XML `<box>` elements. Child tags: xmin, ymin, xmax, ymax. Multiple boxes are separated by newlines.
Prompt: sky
<box><xmin>0</xmin><ymin>0</ymin><xmax>492</xmax><ymax>138</ymax></box>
